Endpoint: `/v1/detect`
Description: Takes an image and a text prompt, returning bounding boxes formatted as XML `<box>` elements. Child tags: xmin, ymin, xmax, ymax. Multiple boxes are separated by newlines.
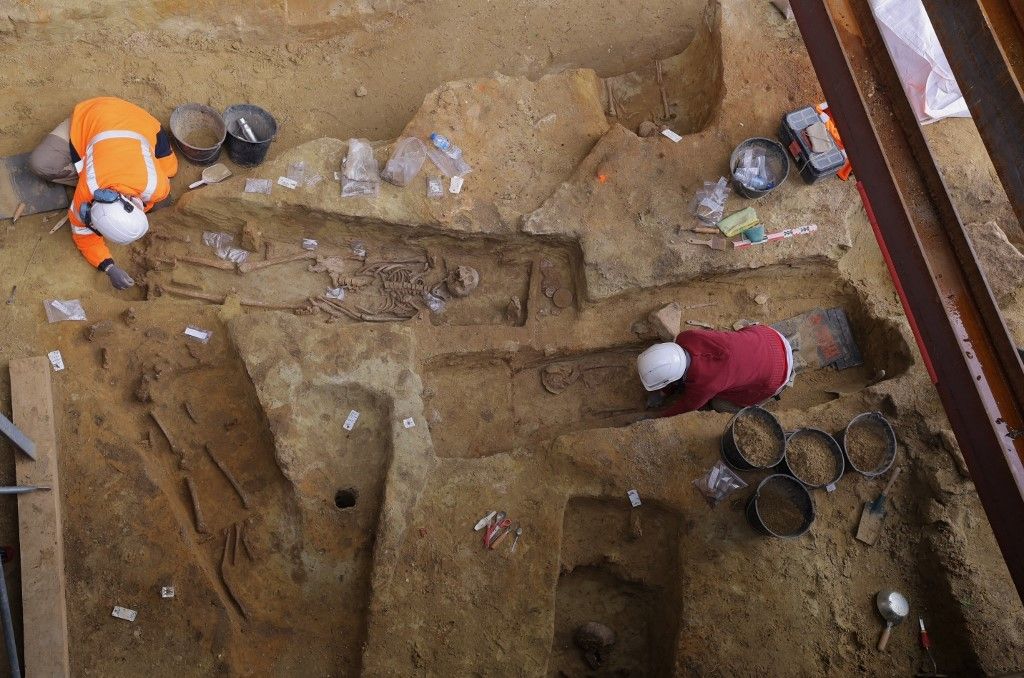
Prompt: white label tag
<box><xmin>402</xmin><ymin>417</ymin><xmax>416</xmax><ymax>429</ymax></box>
<box><xmin>343</xmin><ymin>410</ymin><xmax>360</xmax><ymax>431</ymax></box>
<box><xmin>183</xmin><ymin>326</ymin><xmax>212</xmax><ymax>343</ymax></box>
<box><xmin>277</xmin><ymin>176</ymin><xmax>299</xmax><ymax>189</ymax></box>
<box><xmin>661</xmin><ymin>129</ymin><xmax>683</xmax><ymax>143</ymax></box>
<box><xmin>112</xmin><ymin>606</ymin><xmax>137</xmax><ymax>622</ymax></box>
<box><xmin>47</xmin><ymin>350</ymin><xmax>65</xmax><ymax>372</ymax></box>
<box><xmin>449</xmin><ymin>176</ymin><xmax>464</xmax><ymax>194</ymax></box>
<box><xmin>627</xmin><ymin>489</ymin><xmax>642</xmax><ymax>507</ymax></box>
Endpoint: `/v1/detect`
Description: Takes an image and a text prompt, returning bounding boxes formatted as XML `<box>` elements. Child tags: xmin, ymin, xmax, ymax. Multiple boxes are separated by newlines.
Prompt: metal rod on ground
<box><xmin>0</xmin><ymin>411</ymin><xmax>36</xmax><ymax>460</ymax></box>
<box><xmin>0</xmin><ymin>552</ymin><xmax>21</xmax><ymax>678</ymax></box>
<box><xmin>0</xmin><ymin>486</ymin><xmax>50</xmax><ymax>494</ymax></box>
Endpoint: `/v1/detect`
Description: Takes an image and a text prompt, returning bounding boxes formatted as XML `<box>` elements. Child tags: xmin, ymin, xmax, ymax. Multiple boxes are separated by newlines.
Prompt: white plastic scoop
<box><xmin>188</xmin><ymin>163</ymin><xmax>232</xmax><ymax>190</ymax></box>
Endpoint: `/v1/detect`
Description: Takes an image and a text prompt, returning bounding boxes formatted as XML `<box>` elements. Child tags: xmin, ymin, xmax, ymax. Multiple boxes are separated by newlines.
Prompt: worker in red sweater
<box><xmin>637</xmin><ymin>325</ymin><xmax>794</xmax><ymax>416</ymax></box>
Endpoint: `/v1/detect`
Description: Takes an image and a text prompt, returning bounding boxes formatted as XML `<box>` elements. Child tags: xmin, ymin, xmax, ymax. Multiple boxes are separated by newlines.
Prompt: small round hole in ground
<box><xmin>335</xmin><ymin>488</ymin><xmax>358</xmax><ymax>509</ymax></box>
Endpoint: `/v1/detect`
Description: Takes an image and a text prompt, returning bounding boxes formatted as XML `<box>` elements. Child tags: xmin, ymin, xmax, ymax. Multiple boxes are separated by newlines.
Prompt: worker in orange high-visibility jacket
<box><xmin>29</xmin><ymin>97</ymin><xmax>178</xmax><ymax>290</ymax></box>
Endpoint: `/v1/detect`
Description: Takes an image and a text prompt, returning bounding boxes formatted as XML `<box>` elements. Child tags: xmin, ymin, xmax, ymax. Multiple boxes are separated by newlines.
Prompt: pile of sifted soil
<box><xmin>786</xmin><ymin>430</ymin><xmax>841</xmax><ymax>486</ymax></box>
<box><xmin>845</xmin><ymin>418</ymin><xmax>891</xmax><ymax>472</ymax></box>
<box><xmin>755</xmin><ymin>478</ymin><xmax>808</xmax><ymax>535</ymax></box>
<box><xmin>733</xmin><ymin>411</ymin><xmax>783</xmax><ymax>466</ymax></box>
<box><xmin>185</xmin><ymin>128</ymin><xmax>223</xmax><ymax>149</ymax></box>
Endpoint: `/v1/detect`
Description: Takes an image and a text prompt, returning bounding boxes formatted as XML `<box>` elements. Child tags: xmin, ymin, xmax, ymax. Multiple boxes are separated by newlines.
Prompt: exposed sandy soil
<box><xmin>733</xmin><ymin>408</ymin><xmax>784</xmax><ymax>467</ymax></box>
<box><xmin>0</xmin><ymin>0</ymin><xmax>1022</xmax><ymax>676</ymax></box>
<box><xmin>0</xmin><ymin>0</ymin><xmax>705</xmax><ymax>161</ymax></box>
<box><xmin>785</xmin><ymin>428</ymin><xmax>842</xmax><ymax>486</ymax></box>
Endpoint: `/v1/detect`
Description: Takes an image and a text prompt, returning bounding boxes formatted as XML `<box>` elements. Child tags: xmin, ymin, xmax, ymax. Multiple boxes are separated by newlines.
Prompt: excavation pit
<box><xmin>552</xmin><ymin>498</ymin><xmax>682</xmax><ymax>676</ymax></box>
<box><xmin>2</xmin><ymin>0</ymin><xmax>1018</xmax><ymax>673</ymax></box>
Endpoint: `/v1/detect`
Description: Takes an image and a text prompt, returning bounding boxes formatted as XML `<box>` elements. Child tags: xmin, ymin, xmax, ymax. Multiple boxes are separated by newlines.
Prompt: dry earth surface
<box><xmin>0</xmin><ymin>0</ymin><xmax>1022</xmax><ymax>675</ymax></box>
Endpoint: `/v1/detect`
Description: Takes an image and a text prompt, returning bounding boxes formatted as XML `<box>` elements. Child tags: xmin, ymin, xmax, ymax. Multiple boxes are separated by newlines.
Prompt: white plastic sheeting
<box><xmin>869</xmin><ymin>0</ymin><xmax>970</xmax><ymax>124</ymax></box>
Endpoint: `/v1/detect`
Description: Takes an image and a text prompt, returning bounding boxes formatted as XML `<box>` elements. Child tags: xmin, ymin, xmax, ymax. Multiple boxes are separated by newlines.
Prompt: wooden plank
<box><xmin>0</xmin><ymin>153</ymin><xmax>69</xmax><ymax>219</ymax></box>
<box><xmin>10</xmin><ymin>356</ymin><xmax>70</xmax><ymax>677</ymax></box>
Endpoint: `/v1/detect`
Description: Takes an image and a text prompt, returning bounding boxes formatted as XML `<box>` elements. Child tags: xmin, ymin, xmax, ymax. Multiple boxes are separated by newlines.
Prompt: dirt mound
<box><xmin>786</xmin><ymin>430</ymin><xmax>841</xmax><ymax>485</ymax></box>
<box><xmin>845</xmin><ymin>419</ymin><xmax>890</xmax><ymax>472</ymax></box>
<box><xmin>734</xmin><ymin>411</ymin><xmax>783</xmax><ymax>466</ymax></box>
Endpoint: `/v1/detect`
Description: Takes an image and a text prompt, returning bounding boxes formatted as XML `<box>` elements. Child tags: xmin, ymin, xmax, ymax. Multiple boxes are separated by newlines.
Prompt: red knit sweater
<box><xmin>661</xmin><ymin>326</ymin><xmax>790</xmax><ymax>416</ymax></box>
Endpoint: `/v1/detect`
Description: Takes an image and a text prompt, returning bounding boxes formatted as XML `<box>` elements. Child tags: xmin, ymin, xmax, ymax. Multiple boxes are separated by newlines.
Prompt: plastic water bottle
<box><xmin>430</xmin><ymin>133</ymin><xmax>463</xmax><ymax>161</ymax></box>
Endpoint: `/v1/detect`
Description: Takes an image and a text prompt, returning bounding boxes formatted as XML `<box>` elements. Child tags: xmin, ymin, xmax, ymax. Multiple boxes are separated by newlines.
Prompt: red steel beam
<box><xmin>790</xmin><ymin>0</ymin><xmax>1024</xmax><ymax>600</ymax></box>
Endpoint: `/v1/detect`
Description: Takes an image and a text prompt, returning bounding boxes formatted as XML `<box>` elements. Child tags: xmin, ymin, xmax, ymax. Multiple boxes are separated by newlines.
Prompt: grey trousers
<box><xmin>29</xmin><ymin>118</ymin><xmax>78</xmax><ymax>187</ymax></box>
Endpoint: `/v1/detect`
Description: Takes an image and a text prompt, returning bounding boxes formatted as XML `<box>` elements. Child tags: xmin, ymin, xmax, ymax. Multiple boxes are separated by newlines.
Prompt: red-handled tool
<box><xmin>487</xmin><ymin>518</ymin><xmax>512</xmax><ymax>549</ymax></box>
<box><xmin>915</xmin><ymin>617</ymin><xmax>946</xmax><ymax>677</ymax></box>
<box><xmin>483</xmin><ymin>512</ymin><xmax>506</xmax><ymax>546</ymax></box>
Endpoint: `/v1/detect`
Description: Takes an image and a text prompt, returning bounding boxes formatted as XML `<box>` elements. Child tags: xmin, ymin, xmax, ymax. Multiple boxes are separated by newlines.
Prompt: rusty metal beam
<box><xmin>790</xmin><ymin>0</ymin><xmax>1024</xmax><ymax>601</ymax></box>
<box><xmin>925</xmin><ymin>0</ymin><xmax>1024</xmax><ymax>233</ymax></box>
<box><xmin>979</xmin><ymin>0</ymin><xmax>1024</xmax><ymax>84</ymax></box>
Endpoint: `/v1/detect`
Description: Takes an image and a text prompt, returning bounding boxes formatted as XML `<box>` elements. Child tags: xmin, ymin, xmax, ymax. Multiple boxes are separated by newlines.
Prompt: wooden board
<box><xmin>0</xmin><ymin>153</ymin><xmax>69</xmax><ymax>219</ymax></box>
<box><xmin>10</xmin><ymin>356</ymin><xmax>70</xmax><ymax>677</ymax></box>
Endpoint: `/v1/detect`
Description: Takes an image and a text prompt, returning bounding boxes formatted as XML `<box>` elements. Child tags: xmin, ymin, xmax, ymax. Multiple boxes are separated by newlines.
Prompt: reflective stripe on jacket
<box><xmin>67</xmin><ymin>97</ymin><xmax>178</xmax><ymax>269</ymax></box>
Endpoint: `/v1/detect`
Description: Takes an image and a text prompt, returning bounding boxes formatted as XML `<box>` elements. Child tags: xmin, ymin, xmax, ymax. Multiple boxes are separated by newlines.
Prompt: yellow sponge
<box><xmin>717</xmin><ymin>207</ymin><xmax>759</xmax><ymax>237</ymax></box>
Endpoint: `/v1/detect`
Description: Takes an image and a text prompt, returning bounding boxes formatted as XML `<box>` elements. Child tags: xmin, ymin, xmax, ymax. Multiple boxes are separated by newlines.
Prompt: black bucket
<box><xmin>839</xmin><ymin>412</ymin><xmax>897</xmax><ymax>477</ymax></box>
<box><xmin>721</xmin><ymin>406</ymin><xmax>786</xmax><ymax>470</ymax></box>
<box><xmin>745</xmin><ymin>474</ymin><xmax>815</xmax><ymax>538</ymax></box>
<box><xmin>223</xmin><ymin>104</ymin><xmax>277</xmax><ymax>167</ymax></box>
<box><xmin>169</xmin><ymin>104</ymin><xmax>226</xmax><ymax>165</ymax></box>
<box><xmin>781</xmin><ymin>428</ymin><xmax>845</xmax><ymax>489</ymax></box>
<box><xmin>729</xmin><ymin>137</ymin><xmax>790</xmax><ymax>198</ymax></box>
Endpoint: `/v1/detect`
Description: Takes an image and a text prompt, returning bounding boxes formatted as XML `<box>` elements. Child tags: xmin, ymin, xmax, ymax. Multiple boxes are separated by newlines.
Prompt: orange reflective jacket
<box><xmin>67</xmin><ymin>97</ymin><xmax>178</xmax><ymax>269</ymax></box>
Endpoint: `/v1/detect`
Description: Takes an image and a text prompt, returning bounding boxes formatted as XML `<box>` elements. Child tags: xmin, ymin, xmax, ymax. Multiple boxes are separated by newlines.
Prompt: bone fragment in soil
<box><xmin>239</xmin><ymin>521</ymin><xmax>256</xmax><ymax>562</ymax></box>
<box><xmin>655</xmin><ymin>59</ymin><xmax>671</xmax><ymax>120</ymax></box>
<box><xmin>236</xmin><ymin>250</ymin><xmax>318</xmax><ymax>274</ymax></box>
<box><xmin>159</xmin><ymin>284</ymin><xmax>307</xmax><ymax>311</ymax></box>
<box><xmin>153</xmin><ymin>232</ymin><xmax>192</xmax><ymax>244</ymax></box>
<box><xmin>308</xmin><ymin>255</ymin><xmax>369</xmax><ymax>288</ymax></box>
<box><xmin>150</xmin><ymin>253</ymin><xmax>236</xmax><ymax>271</ymax></box>
<box><xmin>205</xmin><ymin>443</ymin><xmax>252</xmax><ymax>509</ymax></box>
<box><xmin>542</xmin><ymin>363</ymin><xmax>580</xmax><ymax>394</ymax></box>
<box><xmin>448</xmin><ymin>266</ymin><xmax>479</xmax><ymax>297</ymax></box>
<box><xmin>151</xmin><ymin>410</ymin><xmax>184</xmax><ymax>457</ymax></box>
<box><xmin>184</xmin><ymin>476</ymin><xmax>208</xmax><ymax>534</ymax></box>
<box><xmin>220</xmin><ymin>528</ymin><xmax>250</xmax><ymax>619</ymax></box>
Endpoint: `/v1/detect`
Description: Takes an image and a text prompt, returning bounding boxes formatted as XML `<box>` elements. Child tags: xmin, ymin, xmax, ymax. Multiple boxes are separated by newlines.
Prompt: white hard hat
<box><xmin>89</xmin><ymin>194</ymin><xmax>148</xmax><ymax>245</ymax></box>
<box><xmin>637</xmin><ymin>342</ymin><xmax>689</xmax><ymax>391</ymax></box>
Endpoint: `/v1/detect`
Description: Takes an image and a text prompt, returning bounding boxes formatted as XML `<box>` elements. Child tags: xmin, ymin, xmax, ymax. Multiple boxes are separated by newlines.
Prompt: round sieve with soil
<box><xmin>722</xmin><ymin>406</ymin><xmax>785</xmax><ymax>470</ymax></box>
<box><xmin>169</xmin><ymin>103</ymin><xmax>227</xmax><ymax>165</ymax></box>
<box><xmin>782</xmin><ymin>428</ymin><xmax>844</xmax><ymax>488</ymax></box>
<box><xmin>746</xmin><ymin>474</ymin><xmax>814</xmax><ymax>538</ymax></box>
<box><xmin>840</xmin><ymin>412</ymin><xmax>897</xmax><ymax>477</ymax></box>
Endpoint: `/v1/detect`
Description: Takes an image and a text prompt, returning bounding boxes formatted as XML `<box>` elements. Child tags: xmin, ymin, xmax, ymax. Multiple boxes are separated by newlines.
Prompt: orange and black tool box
<box><xmin>779</xmin><ymin>106</ymin><xmax>846</xmax><ymax>184</ymax></box>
